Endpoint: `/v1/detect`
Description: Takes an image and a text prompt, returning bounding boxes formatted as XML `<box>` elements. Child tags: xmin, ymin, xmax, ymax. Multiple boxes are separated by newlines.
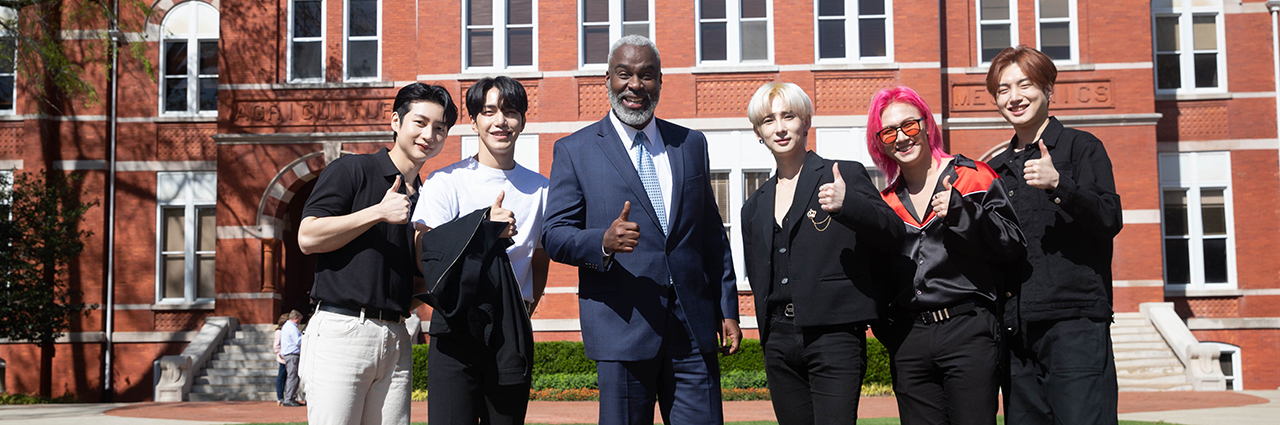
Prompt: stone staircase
<box><xmin>188</xmin><ymin>324</ymin><xmax>281</xmax><ymax>401</ymax></box>
<box><xmin>1112</xmin><ymin>312</ymin><xmax>1193</xmax><ymax>391</ymax></box>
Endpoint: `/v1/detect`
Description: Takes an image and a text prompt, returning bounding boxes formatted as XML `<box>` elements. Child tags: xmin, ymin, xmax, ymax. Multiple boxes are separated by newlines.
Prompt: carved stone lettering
<box><xmin>950</xmin><ymin>80</ymin><xmax>1114</xmax><ymax>112</ymax></box>
<box><xmin>232</xmin><ymin>100</ymin><xmax>394</xmax><ymax>127</ymax></box>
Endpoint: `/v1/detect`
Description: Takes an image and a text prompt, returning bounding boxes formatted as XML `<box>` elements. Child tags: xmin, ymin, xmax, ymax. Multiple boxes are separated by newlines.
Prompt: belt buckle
<box><xmin>784</xmin><ymin>303</ymin><xmax>795</xmax><ymax>318</ymax></box>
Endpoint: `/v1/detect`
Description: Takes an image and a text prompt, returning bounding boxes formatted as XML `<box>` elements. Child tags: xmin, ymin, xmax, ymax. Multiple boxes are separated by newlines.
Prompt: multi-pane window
<box><xmin>157</xmin><ymin>172</ymin><xmax>217</xmax><ymax>303</ymax></box>
<box><xmin>816</xmin><ymin>0</ymin><xmax>889</xmax><ymax>62</ymax></box>
<box><xmin>1036</xmin><ymin>0</ymin><xmax>1075</xmax><ymax>62</ymax></box>
<box><xmin>345</xmin><ymin>0</ymin><xmax>379</xmax><ymax>80</ymax></box>
<box><xmin>977</xmin><ymin>0</ymin><xmax>1016</xmax><ymax>63</ymax></box>
<box><xmin>1159</xmin><ymin>152</ymin><xmax>1235</xmax><ymax>289</ymax></box>
<box><xmin>1153</xmin><ymin>0</ymin><xmax>1225</xmax><ymax>92</ymax></box>
<box><xmin>580</xmin><ymin>0</ymin><xmax>652</xmax><ymax>66</ymax></box>
<box><xmin>290</xmin><ymin>0</ymin><xmax>324</xmax><ymax>82</ymax></box>
<box><xmin>466</xmin><ymin>0</ymin><xmax>535</xmax><ymax>69</ymax></box>
<box><xmin>0</xmin><ymin>8</ymin><xmax>15</xmax><ymax>113</ymax></box>
<box><xmin>1206</xmin><ymin>342</ymin><xmax>1241</xmax><ymax>390</ymax></box>
<box><xmin>704</xmin><ymin>130</ymin><xmax>774</xmax><ymax>290</ymax></box>
<box><xmin>698</xmin><ymin>0</ymin><xmax>769</xmax><ymax>63</ymax></box>
<box><xmin>161</xmin><ymin>2</ymin><xmax>218</xmax><ymax>114</ymax></box>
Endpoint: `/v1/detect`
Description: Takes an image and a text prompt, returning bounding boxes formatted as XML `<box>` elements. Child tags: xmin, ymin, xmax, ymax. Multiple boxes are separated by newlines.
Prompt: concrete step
<box><xmin>220</xmin><ymin>344</ymin><xmax>275</xmax><ymax>354</ymax></box>
<box><xmin>225</xmin><ymin>336</ymin><xmax>274</xmax><ymax>345</ymax></box>
<box><xmin>213</xmin><ymin>352</ymin><xmax>276</xmax><ymax>361</ymax></box>
<box><xmin>1118</xmin><ymin>382</ymin><xmax>1194</xmax><ymax>392</ymax></box>
<box><xmin>1118</xmin><ymin>373</ymin><xmax>1191</xmax><ymax>384</ymax></box>
<box><xmin>195</xmin><ymin>375</ymin><xmax>278</xmax><ymax>385</ymax></box>
<box><xmin>1113</xmin><ymin>318</ymin><xmax>1150</xmax><ymax>328</ymax></box>
<box><xmin>190</xmin><ymin>383</ymin><xmax>276</xmax><ymax>394</ymax></box>
<box><xmin>1115</xmin><ymin>357</ymin><xmax>1183</xmax><ymax>369</ymax></box>
<box><xmin>1113</xmin><ymin>341</ymin><xmax>1173</xmax><ymax>351</ymax></box>
<box><xmin>1117</xmin><ymin>364</ymin><xmax>1186</xmax><ymax>376</ymax></box>
<box><xmin>208</xmin><ymin>359</ymin><xmax>280</xmax><ymax>369</ymax></box>
<box><xmin>1114</xmin><ymin>349</ymin><xmax>1179</xmax><ymax>360</ymax></box>
<box><xmin>202</xmin><ymin>367</ymin><xmax>280</xmax><ymax>377</ymax></box>
<box><xmin>1111</xmin><ymin>325</ymin><xmax>1159</xmax><ymax>335</ymax></box>
<box><xmin>188</xmin><ymin>391</ymin><xmax>280</xmax><ymax>402</ymax></box>
<box><xmin>1111</xmin><ymin>332</ymin><xmax>1165</xmax><ymax>343</ymax></box>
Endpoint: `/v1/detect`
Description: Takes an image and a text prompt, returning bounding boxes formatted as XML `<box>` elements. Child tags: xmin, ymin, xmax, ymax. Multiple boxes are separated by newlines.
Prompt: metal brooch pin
<box><xmin>808</xmin><ymin>208</ymin><xmax>831</xmax><ymax>232</ymax></box>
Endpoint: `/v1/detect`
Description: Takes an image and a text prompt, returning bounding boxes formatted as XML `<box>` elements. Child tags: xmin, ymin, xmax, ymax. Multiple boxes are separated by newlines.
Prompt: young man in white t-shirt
<box><xmin>411</xmin><ymin>76</ymin><xmax>548</xmax><ymax>425</ymax></box>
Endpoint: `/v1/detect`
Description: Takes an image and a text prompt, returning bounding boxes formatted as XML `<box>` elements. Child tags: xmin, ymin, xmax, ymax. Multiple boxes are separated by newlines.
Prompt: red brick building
<box><xmin>1</xmin><ymin>0</ymin><xmax>1277</xmax><ymax>401</ymax></box>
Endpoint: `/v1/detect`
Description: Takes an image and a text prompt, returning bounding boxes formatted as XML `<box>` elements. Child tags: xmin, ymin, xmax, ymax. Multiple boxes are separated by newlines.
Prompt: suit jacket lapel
<box><xmin>754</xmin><ymin>179</ymin><xmax>778</xmax><ymax>297</ymax></box>
<box><xmin>787</xmin><ymin>152</ymin><xmax>824</xmax><ymax>239</ymax></box>
<box><xmin>595</xmin><ymin>117</ymin><xmax>663</xmax><ymax>232</ymax></box>
<box><xmin>659</xmin><ymin>120</ymin><xmax>685</xmax><ymax>236</ymax></box>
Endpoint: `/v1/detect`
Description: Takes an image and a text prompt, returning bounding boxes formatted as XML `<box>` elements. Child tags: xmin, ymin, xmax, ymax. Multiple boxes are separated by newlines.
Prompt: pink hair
<box><xmin>865</xmin><ymin>86</ymin><xmax>951</xmax><ymax>183</ymax></box>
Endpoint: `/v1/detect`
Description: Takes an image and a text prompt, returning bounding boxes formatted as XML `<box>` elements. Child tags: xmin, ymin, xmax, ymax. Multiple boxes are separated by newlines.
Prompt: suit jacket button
<box><xmin>1053</xmin><ymin>197</ymin><xmax>1061</xmax><ymax>204</ymax></box>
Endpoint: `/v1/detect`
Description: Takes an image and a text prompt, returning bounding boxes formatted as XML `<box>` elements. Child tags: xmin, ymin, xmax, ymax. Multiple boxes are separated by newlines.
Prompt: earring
<box><xmin>759</xmin><ymin>139</ymin><xmax>765</xmax><ymax>144</ymax></box>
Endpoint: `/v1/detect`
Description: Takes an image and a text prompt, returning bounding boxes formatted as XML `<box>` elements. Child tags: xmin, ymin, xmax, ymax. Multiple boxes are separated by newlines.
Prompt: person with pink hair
<box><xmin>866</xmin><ymin>86</ymin><xmax>1026</xmax><ymax>425</ymax></box>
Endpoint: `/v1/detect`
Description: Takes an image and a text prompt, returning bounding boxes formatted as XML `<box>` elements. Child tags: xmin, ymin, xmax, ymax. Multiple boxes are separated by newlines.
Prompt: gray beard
<box><xmin>609</xmin><ymin>89</ymin><xmax>659</xmax><ymax>127</ymax></box>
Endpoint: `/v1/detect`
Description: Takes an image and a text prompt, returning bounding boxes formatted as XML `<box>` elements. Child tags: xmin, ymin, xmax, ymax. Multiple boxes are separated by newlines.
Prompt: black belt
<box><xmin>915</xmin><ymin>302</ymin><xmax>977</xmax><ymax>324</ymax></box>
<box><xmin>319</xmin><ymin>302</ymin><xmax>404</xmax><ymax>322</ymax></box>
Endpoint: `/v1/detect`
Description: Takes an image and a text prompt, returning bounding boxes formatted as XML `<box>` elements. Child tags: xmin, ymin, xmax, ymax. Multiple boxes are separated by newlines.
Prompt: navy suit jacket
<box><xmin>542</xmin><ymin>116</ymin><xmax>738</xmax><ymax>361</ymax></box>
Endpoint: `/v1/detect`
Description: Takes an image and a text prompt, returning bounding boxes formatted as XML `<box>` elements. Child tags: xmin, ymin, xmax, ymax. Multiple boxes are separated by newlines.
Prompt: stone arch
<box><xmin>145</xmin><ymin>0</ymin><xmax>222</xmax><ymax>41</ymax></box>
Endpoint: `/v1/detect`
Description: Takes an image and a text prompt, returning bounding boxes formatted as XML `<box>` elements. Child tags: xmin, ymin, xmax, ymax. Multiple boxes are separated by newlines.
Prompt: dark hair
<box><xmin>465</xmin><ymin>76</ymin><xmax>529</xmax><ymax>121</ymax></box>
<box><xmin>393</xmin><ymin>83</ymin><xmax>459</xmax><ymax>128</ymax></box>
<box><xmin>985</xmin><ymin>45</ymin><xmax>1057</xmax><ymax>97</ymax></box>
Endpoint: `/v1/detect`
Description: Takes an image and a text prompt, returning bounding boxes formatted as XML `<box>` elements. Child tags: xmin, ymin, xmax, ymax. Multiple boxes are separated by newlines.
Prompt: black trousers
<box><xmin>1005</xmin><ymin>316</ymin><xmax>1118</xmax><ymax>425</ymax></box>
<box><xmin>427</xmin><ymin>333</ymin><xmax>530</xmax><ymax>425</ymax></box>
<box><xmin>763</xmin><ymin>319</ymin><xmax>867</xmax><ymax>425</ymax></box>
<box><xmin>881</xmin><ymin>306</ymin><xmax>1000</xmax><ymax>425</ymax></box>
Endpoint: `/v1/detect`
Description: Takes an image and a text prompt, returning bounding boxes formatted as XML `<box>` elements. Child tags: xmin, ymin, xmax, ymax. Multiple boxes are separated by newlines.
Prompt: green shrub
<box><xmin>412</xmin><ymin>344</ymin><xmax>430</xmax><ymax>390</ymax></box>
<box><xmin>0</xmin><ymin>392</ymin><xmax>77</xmax><ymax>404</ymax></box>
<box><xmin>717</xmin><ymin>338</ymin><xmax>764</xmax><ymax>372</ymax></box>
<box><xmin>531</xmin><ymin>341</ymin><xmax>596</xmax><ymax>375</ymax></box>
<box><xmin>864</xmin><ymin>337</ymin><xmax>891</xmax><ymax>386</ymax></box>
<box><xmin>720</xmin><ymin>370</ymin><xmax>768</xmax><ymax>389</ymax></box>
<box><xmin>531</xmin><ymin>373</ymin><xmax>597</xmax><ymax>390</ymax></box>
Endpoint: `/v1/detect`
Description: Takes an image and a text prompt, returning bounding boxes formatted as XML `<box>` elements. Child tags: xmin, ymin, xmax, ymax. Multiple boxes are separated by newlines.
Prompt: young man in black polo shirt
<box><xmin>297</xmin><ymin>83</ymin><xmax>458</xmax><ymax>425</ymax></box>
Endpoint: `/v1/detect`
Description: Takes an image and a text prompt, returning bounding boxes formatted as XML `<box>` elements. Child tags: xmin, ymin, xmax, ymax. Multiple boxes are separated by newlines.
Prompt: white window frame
<box><xmin>159</xmin><ymin>1</ymin><xmax>219</xmax><ymax>116</ymax></box>
<box><xmin>1151</xmin><ymin>0</ymin><xmax>1227</xmax><ymax>94</ymax></box>
<box><xmin>155</xmin><ymin>171</ymin><xmax>217</xmax><ymax>304</ymax></box>
<box><xmin>1034</xmin><ymin>0</ymin><xmax>1078</xmax><ymax>64</ymax></box>
<box><xmin>1158</xmin><ymin>151</ymin><xmax>1237</xmax><ymax>291</ymax></box>
<box><xmin>461</xmin><ymin>134</ymin><xmax>541</xmax><ymax>171</ymax></box>
<box><xmin>704</xmin><ymin>130</ymin><xmax>776</xmax><ymax>291</ymax></box>
<box><xmin>1205</xmin><ymin>342</ymin><xmax>1242</xmax><ymax>390</ymax></box>
<box><xmin>976</xmin><ymin>0</ymin><xmax>1018</xmax><ymax>65</ymax></box>
<box><xmin>696</xmin><ymin>0</ymin><xmax>774</xmax><ymax>65</ymax></box>
<box><xmin>343</xmin><ymin>0</ymin><xmax>381</xmax><ymax>81</ymax></box>
<box><xmin>0</xmin><ymin>7</ymin><xmax>17</xmax><ymax>115</ymax></box>
<box><xmin>288</xmin><ymin>0</ymin><xmax>326</xmax><ymax>83</ymax></box>
<box><xmin>577</xmin><ymin>0</ymin><xmax>655</xmax><ymax>69</ymax></box>
<box><xmin>813</xmin><ymin>0</ymin><xmax>893</xmax><ymax>64</ymax></box>
<box><xmin>463</xmin><ymin>0</ymin><xmax>539</xmax><ymax>72</ymax></box>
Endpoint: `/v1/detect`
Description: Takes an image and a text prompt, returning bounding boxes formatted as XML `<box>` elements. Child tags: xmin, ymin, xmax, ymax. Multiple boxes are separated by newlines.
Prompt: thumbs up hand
<box><xmin>1023</xmin><ymin>140</ymin><xmax>1060</xmax><ymax>190</ymax></box>
<box><xmin>818</xmin><ymin>163</ymin><xmax>847</xmax><ymax>213</ymax></box>
<box><xmin>931</xmin><ymin>175</ymin><xmax>954</xmax><ymax>220</ymax></box>
<box><xmin>603</xmin><ymin>201</ymin><xmax>641</xmax><ymax>254</ymax></box>
<box><xmin>376</xmin><ymin>175</ymin><xmax>410</xmax><ymax>224</ymax></box>
<box><xmin>490</xmin><ymin>190</ymin><xmax>518</xmax><ymax>238</ymax></box>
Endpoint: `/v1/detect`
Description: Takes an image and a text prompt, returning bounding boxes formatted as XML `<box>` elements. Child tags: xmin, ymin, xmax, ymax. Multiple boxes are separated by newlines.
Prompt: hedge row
<box><xmin>411</xmin><ymin>338</ymin><xmax>890</xmax><ymax>391</ymax></box>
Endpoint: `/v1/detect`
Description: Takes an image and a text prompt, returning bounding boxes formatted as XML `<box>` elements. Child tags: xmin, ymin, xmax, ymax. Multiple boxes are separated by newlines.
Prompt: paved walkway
<box><xmin>0</xmin><ymin>391</ymin><xmax>1274</xmax><ymax>424</ymax></box>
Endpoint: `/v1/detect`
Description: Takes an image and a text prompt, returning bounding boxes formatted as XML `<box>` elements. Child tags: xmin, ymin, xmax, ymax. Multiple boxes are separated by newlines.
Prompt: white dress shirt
<box><xmin>609</xmin><ymin>112</ymin><xmax>672</xmax><ymax>224</ymax></box>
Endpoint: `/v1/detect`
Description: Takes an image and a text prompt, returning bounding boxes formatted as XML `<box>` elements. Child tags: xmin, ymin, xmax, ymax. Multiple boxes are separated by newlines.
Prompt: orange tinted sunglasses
<box><xmin>877</xmin><ymin>118</ymin><xmax>925</xmax><ymax>145</ymax></box>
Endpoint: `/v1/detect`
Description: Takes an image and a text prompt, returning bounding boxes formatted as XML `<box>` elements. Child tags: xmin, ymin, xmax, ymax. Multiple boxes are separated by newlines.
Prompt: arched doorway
<box><xmin>281</xmin><ymin>179</ymin><xmax>318</xmax><ymax>316</ymax></box>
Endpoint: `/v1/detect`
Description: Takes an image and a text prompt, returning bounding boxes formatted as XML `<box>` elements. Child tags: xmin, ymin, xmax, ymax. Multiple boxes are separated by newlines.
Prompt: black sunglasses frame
<box><xmin>877</xmin><ymin>118</ymin><xmax>926</xmax><ymax>145</ymax></box>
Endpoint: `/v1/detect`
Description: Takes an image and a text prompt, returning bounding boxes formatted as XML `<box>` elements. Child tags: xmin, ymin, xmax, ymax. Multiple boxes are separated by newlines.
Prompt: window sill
<box><xmin>155</xmin><ymin>115</ymin><xmax>217</xmax><ymax>123</ymax></box>
<box><xmin>0</xmin><ymin>114</ymin><xmax>21</xmax><ymax>122</ymax></box>
<box><xmin>1164</xmin><ymin>287</ymin><xmax>1243</xmax><ymax>298</ymax></box>
<box><xmin>152</xmin><ymin>301</ymin><xmax>216</xmax><ymax>311</ymax></box>
<box><xmin>272</xmin><ymin>81</ymin><xmax>395</xmax><ymax>90</ymax></box>
<box><xmin>457</xmin><ymin>71</ymin><xmax>544</xmax><ymax>81</ymax></box>
<box><xmin>689</xmin><ymin>64</ymin><xmax>779</xmax><ymax>74</ymax></box>
<box><xmin>1155</xmin><ymin>92</ymin><xmax>1234</xmax><ymax>101</ymax></box>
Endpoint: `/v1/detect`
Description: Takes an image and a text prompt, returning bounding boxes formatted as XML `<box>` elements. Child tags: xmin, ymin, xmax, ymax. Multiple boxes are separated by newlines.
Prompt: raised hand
<box><xmin>603</xmin><ymin>201</ymin><xmax>640</xmax><ymax>254</ymax></box>
<box><xmin>818</xmin><ymin>163</ymin><xmax>847</xmax><ymax>213</ymax></box>
<box><xmin>377</xmin><ymin>175</ymin><xmax>410</xmax><ymax>224</ymax></box>
<box><xmin>1023</xmin><ymin>140</ymin><xmax>1060</xmax><ymax>190</ymax></box>
<box><xmin>490</xmin><ymin>190</ymin><xmax>518</xmax><ymax>238</ymax></box>
<box><xmin>931</xmin><ymin>175</ymin><xmax>953</xmax><ymax>220</ymax></box>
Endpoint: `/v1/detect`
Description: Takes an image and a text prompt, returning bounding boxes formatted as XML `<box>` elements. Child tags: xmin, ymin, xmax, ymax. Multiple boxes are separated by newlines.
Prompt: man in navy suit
<box><xmin>542</xmin><ymin>35</ymin><xmax>741</xmax><ymax>425</ymax></box>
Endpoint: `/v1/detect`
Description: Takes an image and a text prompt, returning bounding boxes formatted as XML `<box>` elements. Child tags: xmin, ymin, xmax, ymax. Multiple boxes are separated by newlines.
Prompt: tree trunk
<box><xmin>39</xmin><ymin>340</ymin><xmax>52</xmax><ymax>398</ymax></box>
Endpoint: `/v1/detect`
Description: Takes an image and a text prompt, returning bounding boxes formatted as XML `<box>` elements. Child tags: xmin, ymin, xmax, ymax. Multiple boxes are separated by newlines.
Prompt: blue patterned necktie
<box><xmin>634</xmin><ymin>131</ymin><xmax>667</xmax><ymax>235</ymax></box>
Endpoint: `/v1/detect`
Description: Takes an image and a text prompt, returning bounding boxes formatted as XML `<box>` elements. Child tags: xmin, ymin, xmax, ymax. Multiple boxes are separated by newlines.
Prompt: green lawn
<box><xmin>233</xmin><ymin>421</ymin><xmax>1180</xmax><ymax>425</ymax></box>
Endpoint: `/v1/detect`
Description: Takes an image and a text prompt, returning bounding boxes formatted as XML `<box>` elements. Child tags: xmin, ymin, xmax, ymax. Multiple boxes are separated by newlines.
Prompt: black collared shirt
<box><xmin>301</xmin><ymin>147</ymin><xmax>421</xmax><ymax>316</ymax></box>
<box><xmin>989</xmin><ymin>117</ymin><xmax>1123</xmax><ymax>323</ymax></box>
<box><xmin>882</xmin><ymin>155</ymin><xmax>1026</xmax><ymax>312</ymax></box>
<box><xmin>766</xmin><ymin>219</ymin><xmax>793</xmax><ymax>317</ymax></box>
